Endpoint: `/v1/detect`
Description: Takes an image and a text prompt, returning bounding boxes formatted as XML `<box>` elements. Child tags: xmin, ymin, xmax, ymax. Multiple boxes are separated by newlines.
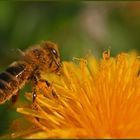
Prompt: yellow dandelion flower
<box><xmin>7</xmin><ymin>51</ymin><xmax>140</xmax><ymax>138</ymax></box>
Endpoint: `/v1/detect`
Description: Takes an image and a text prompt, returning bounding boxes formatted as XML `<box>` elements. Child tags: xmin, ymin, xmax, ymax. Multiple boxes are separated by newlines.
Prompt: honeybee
<box><xmin>0</xmin><ymin>41</ymin><xmax>61</xmax><ymax>104</ymax></box>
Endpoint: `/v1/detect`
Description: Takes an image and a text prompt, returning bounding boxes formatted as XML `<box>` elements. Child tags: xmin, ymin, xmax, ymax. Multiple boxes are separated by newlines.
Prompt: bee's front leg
<box><xmin>34</xmin><ymin>79</ymin><xmax>58</xmax><ymax>100</ymax></box>
<box><xmin>31</xmin><ymin>71</ymin><xmax>58</xmax><ymax>102</ymax></box>
<box><xmin>36</xmin><ymin>79</ymin><xmax>57</xmax><ymax>98</ymax></box>
<box><xmin>44</xmin><ymin>80</ymin><xmax>58</xmax><ymax>98</ymax></box>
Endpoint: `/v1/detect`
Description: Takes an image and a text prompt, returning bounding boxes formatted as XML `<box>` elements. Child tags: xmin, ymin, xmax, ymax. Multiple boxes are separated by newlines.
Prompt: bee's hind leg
<box><xmin>10</xmin><ymin>91</ymin><xmax>19</xmax><ymax>106</ymax></box>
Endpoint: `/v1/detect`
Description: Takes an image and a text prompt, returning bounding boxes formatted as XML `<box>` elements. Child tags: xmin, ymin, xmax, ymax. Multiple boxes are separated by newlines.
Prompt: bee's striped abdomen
<box><xmin>0</xmin><ymin>72</ymin><xmax>14</xmax><ymax>88</ymax></box>
<box><xmin>0</xmin><ymin>72</ymin><xmax>12</xmax><ymax>82</ymax></box>
<box><xmin>0</xmin><ymin>61</ymin><xmax>32</xmax><ymax>104</ymax></box>
<box><xmin>6</xmin><ymin>64</ymin><xmax>25</xmax><ymax>76</ymax></box>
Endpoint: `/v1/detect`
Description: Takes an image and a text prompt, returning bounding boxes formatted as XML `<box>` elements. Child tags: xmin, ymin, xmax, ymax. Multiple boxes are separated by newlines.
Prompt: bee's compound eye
<box><xmin>52</xmin><ymin>49</ymin><xmax>57</xmax><ymax>55</ymax></box>
<box><xmin>52</xmin><ymin>49</ymin><xmax>58</xmax><ymax>58</ymax></box>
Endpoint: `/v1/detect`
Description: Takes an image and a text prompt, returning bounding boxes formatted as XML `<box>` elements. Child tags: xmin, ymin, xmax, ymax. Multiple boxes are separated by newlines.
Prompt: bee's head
<box><xmin>41</xmin><ymin>41</ymin><xmax>62</xmax><ymax>74</ymax></box>
<box><xmin>24</xmin><ymin>41</ymin><xmax>62</xmax><ymax>74</ymax></box>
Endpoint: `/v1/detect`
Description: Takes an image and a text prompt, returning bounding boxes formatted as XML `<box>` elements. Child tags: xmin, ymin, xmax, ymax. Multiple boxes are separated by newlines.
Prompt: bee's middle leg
<box><xmin>31</xmin><ymin>75</ymin><xmax>39</xmax><ymax>103</ymax></box>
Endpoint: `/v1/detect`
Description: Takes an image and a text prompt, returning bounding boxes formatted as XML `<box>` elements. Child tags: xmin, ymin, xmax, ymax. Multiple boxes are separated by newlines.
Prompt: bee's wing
<box><xmin>0</xmin><ymin>48</ymin><xmax>25</xmax><ymax>67</ymax></box>
<box><xmin>8</xmin><ymin>48</ymin><xmax>25</xmax><ymax>61</ymax></box>
<box><xmin>14</xmin><ymin>48</ymin><xmax>30</xmax><ymax>62</ymax></box>
<box><xmin>17</xmin><ymin>48</ymin><xmax>25</xmax><ymax>57</ymax></box>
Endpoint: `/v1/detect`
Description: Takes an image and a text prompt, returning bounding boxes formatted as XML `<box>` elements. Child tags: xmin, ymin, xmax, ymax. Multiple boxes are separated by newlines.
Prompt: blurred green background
<box><xmin>0</xmin><ymin>1</ymin><xmax>140</xmax><ymax>136</ymax></box>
